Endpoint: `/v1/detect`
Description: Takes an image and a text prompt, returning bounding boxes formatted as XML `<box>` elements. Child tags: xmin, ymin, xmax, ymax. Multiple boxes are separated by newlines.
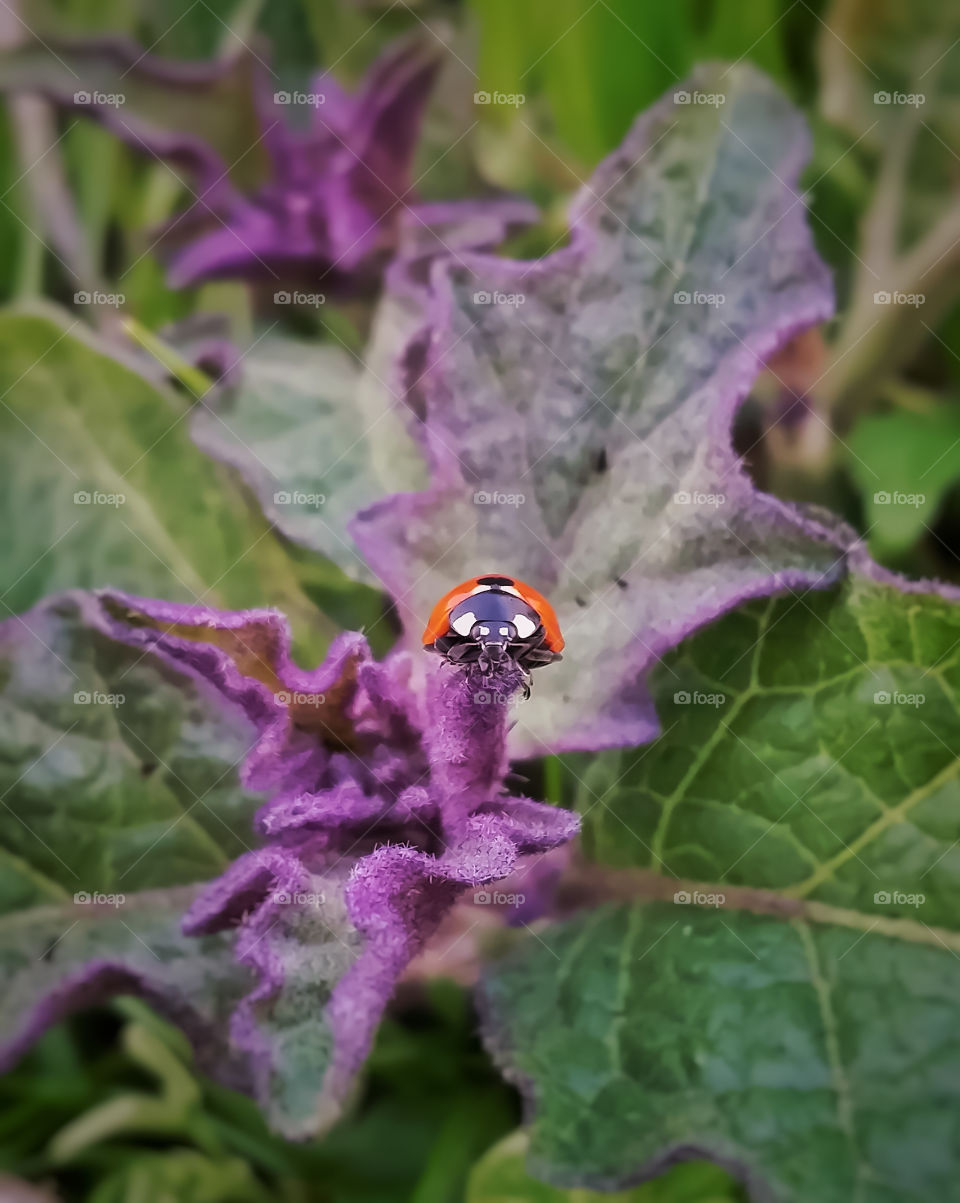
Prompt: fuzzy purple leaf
<box><xmin>0</xmin><ymin>588</ymin><xmax>577</xmax><ymax>1136</ymax></box>
<box><xmin>351</xmin><ymin>63</ymin><xmax>855</xmax><ymax>757</ymax></box>
<box><xmin>164</xmin><ymin>38</ymin><xmax>442</xmax><ymax>288</ymax></box>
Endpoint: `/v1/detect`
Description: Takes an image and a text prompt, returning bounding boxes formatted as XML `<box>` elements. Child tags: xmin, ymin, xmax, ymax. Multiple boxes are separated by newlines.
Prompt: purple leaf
<box><xmin>0</xmin><ymin>588</ymin><xmax>577</xmax><ymax>1136</ymax></box>
<box><xmin>351</xmin><ymin>64</ymin><xmax>855</xmax><ymax>757</ymax></box>
<box><xmin>0</xmin><ymin>35</ymin><xmax>441</xmax><ymax>290</ymax></box>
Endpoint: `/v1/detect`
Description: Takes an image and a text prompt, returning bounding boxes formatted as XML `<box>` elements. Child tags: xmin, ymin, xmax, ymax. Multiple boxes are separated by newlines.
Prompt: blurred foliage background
<box><xmin>0</xmin><ymin>0</ymin><xmax>957</xmax><ymax>1198</ymax></box>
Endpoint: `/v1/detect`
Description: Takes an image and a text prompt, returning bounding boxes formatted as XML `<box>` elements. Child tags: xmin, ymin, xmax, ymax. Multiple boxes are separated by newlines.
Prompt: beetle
<box><xmin>422</xmin><ymin>574</ymin><xmax>564</xmax><ymax>678</ymax></box>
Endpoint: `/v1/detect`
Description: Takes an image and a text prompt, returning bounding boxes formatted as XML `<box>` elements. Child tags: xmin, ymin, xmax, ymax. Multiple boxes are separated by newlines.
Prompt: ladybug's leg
<box><xmin>516</xmin><ymin>644</ymin><xmax>561</xmax><ymax>670</ymax></box>
<box><xmin>528</xmin><ymin>648</ymin><xmax>561</xmax><ymax>664</ymax></box>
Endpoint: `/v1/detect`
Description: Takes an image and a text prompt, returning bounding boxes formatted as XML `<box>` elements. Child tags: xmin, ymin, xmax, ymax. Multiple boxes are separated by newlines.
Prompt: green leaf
<box><xmin>847</xmin><ymin>406</ymin><xmax>960</xmax><ymax>556</ymax></box>
<box><xmin>471</xmin><ymin>0</ymin><xmax>693</xmax><ymax>163</ymax></box>
<box><xmin>468</xmin><ymin>1130</ymin><xmax>745</xmax><ymax>1202</ymax></box>
<box><xmin>0</xmin><ymin>591</ymin><xmax>261</xmax><ymax>909</ymax></box>
<box><xmin>0</xmin><ymin>312</ymin><xmax>333</xmax><ymax>661</ymax></box>
<box><xmin>481</xmin><ymin>575</ymin><xmax>960</xmax><ymax>1200</ymax></box>
<box><xmin>191</xmin><ymin>333</ymin><xmax>427</xmax><ymax>585</ymax></box>
<box><xmin>483</xmin><ymin>902</ymin><xmax>960</xmax><ymax>1203</ymax></box>
<box><xmin>579</xmin><ymin>576</ymin><xmax>960</xmax><ymax>924</ymax></box>
<box><xmin>698</xmin><ymin>0</ymin><xmax>789</xmax><ymax>84</ymax></box>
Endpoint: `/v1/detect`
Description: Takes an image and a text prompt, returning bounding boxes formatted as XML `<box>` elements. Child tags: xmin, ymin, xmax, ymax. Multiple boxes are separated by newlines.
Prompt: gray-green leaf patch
<box><xmin>0</xmin><ymin>888</ymin><xmax>253</xmax><ymax>1087</ymax></box>
<box><xmin>191</xmin><ymin>334</ymin><xmax>427</xmax><ymax>584</ymax></box>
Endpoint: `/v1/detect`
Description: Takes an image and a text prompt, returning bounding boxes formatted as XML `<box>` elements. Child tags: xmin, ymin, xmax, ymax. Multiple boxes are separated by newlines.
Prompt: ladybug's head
<box><xmin>423</xmin><ymin>575</ymin><xmax>564</xmax><ymax>678</ymax></box>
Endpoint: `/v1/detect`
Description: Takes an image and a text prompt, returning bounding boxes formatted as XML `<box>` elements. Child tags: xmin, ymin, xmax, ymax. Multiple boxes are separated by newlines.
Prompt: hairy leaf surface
<box><xmin>353</xmin><ymin>64</ymin><xmax>850</xmax><ymax>756</ymax></box>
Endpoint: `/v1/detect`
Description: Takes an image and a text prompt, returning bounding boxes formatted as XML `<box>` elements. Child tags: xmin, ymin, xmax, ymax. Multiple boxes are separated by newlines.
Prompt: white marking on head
<box><xmin>452</xmin><ymin>610</ymin><xmax>476</xmax><ymax>636</ymax></box>
<box><xmin>479</xmin><ymin>626</ymin><xmax>490</xmax><ymax>635</ymax></box>
<box><xmin>499</xmin><ymin>626</ymin><xmax>510</xmax><ymax>636</ymax></box>
<box><xmin>513</xmin><ymin>614</ymin><xmax>537</xmax><ymax>639</ymax></box>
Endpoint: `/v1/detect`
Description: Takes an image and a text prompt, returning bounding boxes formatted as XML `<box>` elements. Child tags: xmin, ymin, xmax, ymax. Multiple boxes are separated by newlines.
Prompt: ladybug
<box><xmin>422</xmin><ymin>574</ymin><xmax>564</xmax><ymax>676</ymax></box>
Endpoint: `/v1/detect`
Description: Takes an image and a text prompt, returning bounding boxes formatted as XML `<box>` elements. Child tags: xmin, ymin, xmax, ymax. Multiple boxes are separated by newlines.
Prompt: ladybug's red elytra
<box><xmin>422</xmin><ymin>574</ymin><xmax>564</xmax><ymax>677</ymax></box>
